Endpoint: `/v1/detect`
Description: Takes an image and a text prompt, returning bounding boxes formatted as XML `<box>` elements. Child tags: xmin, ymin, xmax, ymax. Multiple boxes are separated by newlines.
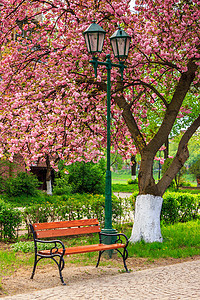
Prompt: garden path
<box><xmin>1</xmin><ymin>259</ymin><xmax>200</xmax><ymax>299</ymax></box>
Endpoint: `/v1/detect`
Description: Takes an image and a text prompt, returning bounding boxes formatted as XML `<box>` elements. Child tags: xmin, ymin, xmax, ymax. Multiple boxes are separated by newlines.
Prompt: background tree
<box><xmin>187</xmin><ymin>131</ymin><xmax>200</xmax><ymax>166</ymax></box>
<box><xmin>189</xmin><ymin>158</ymin><xmax>200</xmax><ymax>187</ymax></box>
<box><xmin>0</xmin><ymin>0</ymin><xmax>199</xmax><ymax>242</ymax></box>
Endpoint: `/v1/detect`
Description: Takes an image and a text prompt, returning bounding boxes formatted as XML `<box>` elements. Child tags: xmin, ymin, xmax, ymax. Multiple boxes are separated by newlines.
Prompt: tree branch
<box><xmin>138</xmin><ymin>80</ymin><xmax>169</xmax><ymax>108</ymax></box>
<box><xmin>146</xmin><ymin>59</ymin><xmax>198</xmax><ymax>155</ymax></box>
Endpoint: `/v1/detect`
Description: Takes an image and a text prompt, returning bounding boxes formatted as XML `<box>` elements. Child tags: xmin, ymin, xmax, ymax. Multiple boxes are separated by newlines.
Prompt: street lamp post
<box><xmin>83</xmin><ymin>21</ymin><xmax>131</xmax><ymax>244</ymax></box>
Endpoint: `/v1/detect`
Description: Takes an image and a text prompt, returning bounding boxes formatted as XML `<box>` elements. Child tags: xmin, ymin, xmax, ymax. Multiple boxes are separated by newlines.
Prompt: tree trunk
<box><xmin>46</xmin><ymin>155</ymin><xmax>52</xmax><ymax>195</ymax></box>
<box><xmin>46</xmin><ymin>179</ymin><xmax>52</xmax><ymax>195</ymax></box>
<box><xmin>131</xmin><ymin>155</ymin><xmax>136</xmax><ymax>180</ymax></box>
<box><xmin>129</xmin><ymin>194</ymin><xmax>163</xmax><ymax>243</ymax></box>
<box><xmin>164</xmin><ymin>137</ymin><xmax>169</xmax><ymax>159</ymax></box>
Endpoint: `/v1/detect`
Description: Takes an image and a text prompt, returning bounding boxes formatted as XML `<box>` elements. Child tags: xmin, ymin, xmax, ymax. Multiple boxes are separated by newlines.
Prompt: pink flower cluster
<box><xmin>0</xmin><ymin>0</ymin><xmax>198</xmax><ymax>169</ymax></box>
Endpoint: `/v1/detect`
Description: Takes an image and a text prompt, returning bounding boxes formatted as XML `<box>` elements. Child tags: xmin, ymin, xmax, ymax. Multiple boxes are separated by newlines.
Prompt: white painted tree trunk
<box><xmin>46</xmin><ymin>180</ymin><xmax>52</xmax><ymax>195</ymax></box>
<box><xmin>129</xmin><ymin>194</ymin><xmax>163</xmax><ymax>243</ymax></box>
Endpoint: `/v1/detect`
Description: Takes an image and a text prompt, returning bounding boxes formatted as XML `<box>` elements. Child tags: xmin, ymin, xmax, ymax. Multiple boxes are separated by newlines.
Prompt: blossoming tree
<box><xmin>0</xmin><ymin>0</ymin><xmax>199</xmax><ymax>241</ymax></box>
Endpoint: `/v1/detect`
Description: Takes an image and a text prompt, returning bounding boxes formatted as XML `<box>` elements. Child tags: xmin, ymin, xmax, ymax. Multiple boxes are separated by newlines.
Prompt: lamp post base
<box><xmin>100</xmin><ymin>228</ymin><xmax>118</xmax><ymax>258</ymax></box>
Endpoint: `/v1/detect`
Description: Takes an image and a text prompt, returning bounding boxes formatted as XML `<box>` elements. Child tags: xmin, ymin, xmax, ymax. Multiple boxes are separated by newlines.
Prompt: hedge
<box><xmin>1</xmin><ymin>191</ymin><xmax>199</xmax><ymax>239</ymax></box>
<box><xmin>0</xmin><ymin>200</ymin><xmax>22</xmax><ymax>239</ymax></box>
<box><xmin>161</xmin><ymin>192</ymin><xmax>200</xmax><ymax>224</ymax></box>
<box><xmin>23</xmin><ymin>194</ymin><xmax>124</xmax><ymax>234</ymax></box>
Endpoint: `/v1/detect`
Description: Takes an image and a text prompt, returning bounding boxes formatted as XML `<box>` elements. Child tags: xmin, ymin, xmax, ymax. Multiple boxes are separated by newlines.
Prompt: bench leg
<box><xmin>96</xmin><ymin>249</ymin><xmax>129</xmax><ymax>273</ymax></box>
<box><xmin>114</xmin><ymin>248</ymin><xmax>129</xmax><ymax>273</ymax></box>
<box><xmin>59</xmin><ymin>271</ymin><xmax>66</xmax><ymax>285</ymax></box>
<box><xmin>58</xmin><ymin>257</ymin><xmax>66</xmax><ymax>285</ymax></box>
<box><xmin>122</xmin><ymin>248</ymin><xmax>130</xmax><ymax>273</ymax></box>
<box><xmin>30</xmin><ymin>255</ymin><xmax>42</xmax><ymax>279</ymax></box>
<box><xmin>51</xmin><ymin>256</ymin><xmax>66</xmax><ymax>285</ymax></box>
<box><xmin>96</xmin><ymin>251</ymin><xmax>102</xmax><ymax>268</ymax></box>
<box><xmin>31</xmin><ymin>255</ymin><xmax>66</xmax><ymax>285</ymax></box>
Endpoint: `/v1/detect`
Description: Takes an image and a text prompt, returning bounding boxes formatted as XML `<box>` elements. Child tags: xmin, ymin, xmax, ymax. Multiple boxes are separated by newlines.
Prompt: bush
<box><xmin>53</xmin><ymin>174</ymin><xmax>72</xmax><ymax>195</ymax></box>
<box><xmin>162</xmin><ymin>158</ymin><xmax>186</xmax><ymax>189</ymax></box>
<box><xmin>0</xmin><ymin>200</ymin><xmax>22</xmax><ymax>239</ymax></box>
<box><xmin>161</xmin><ymin>192</ymin><xmax>200</xmax><ymax>224</ymax></box>
<box><xmin>161</xmin><ymin>193</ymin><xmax>179</xmax><ymax>224</ymax></box>
<box><xmin>126</xmin><ymin>191</ymin><xmax>200</xmax><ymax>225</ymax></box>
<box><xmin>127</xmin><ymin>179</ymin><xmax>138</xmax><ymax>185</ymax></box>
<box><xmin>5</xmin><ymin>172</ymin><xmax>41</xmax><ymax>197</ymax></box>
<box><xmin>24</xmin><ymin>203</ymin><xmax>56</xmax><ymax>224</ymax></box>
<box><xmin>0</xmin><ymin>176</ymin><xmax>5</xmax><ymax>193</ymax></box>
<box><xmin>189</xmin><ymin>158</ymin><xmax>200</xmax><ymax>184</ymax></box>
<box><xmin>23</xmin><ymin>194</ymin><xmax>123</xmax><ymax>229</ymax></box>
<box><xmin>65</xmin><ymin>160</ymin><xmax>106</xmax><ymax>194</ymax></box>
<box><xmin>11</xmin><ymin>241</ymin><xmax>50</xmax><ymax>253</ymax></box>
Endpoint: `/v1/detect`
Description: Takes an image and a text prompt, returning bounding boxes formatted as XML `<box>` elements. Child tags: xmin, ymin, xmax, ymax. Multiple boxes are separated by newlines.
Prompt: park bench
<box><xmin>29</xmin><ymin>218</ymin><xmax>129</xmax><ymax>285</ymax></box>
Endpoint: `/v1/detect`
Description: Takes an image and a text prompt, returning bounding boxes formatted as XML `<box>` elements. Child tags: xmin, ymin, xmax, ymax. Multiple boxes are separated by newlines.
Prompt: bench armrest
<box><xmin>99</xmin><ymin>232</ymin><xmax>129</xmax><ymax>248</ymax></box>
<box><xmin>29</xmin><ymin>223</ymin><xmax>65</xmax><ymax>256</ymax></box>
<box><xmin>34</xmin><ymin>239</ymin><xmax>66</xmax><ymax>256</ymax></box>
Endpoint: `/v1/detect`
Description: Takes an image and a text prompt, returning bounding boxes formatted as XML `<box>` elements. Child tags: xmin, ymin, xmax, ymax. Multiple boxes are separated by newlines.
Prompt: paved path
<box><xmin>2</xmin><ymin>260</ymin><xmax>200</xmax><ymax>299</ymax></box>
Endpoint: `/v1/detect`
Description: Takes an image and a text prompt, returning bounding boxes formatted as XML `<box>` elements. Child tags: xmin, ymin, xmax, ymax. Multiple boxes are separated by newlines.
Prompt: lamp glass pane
<box><xmin>88</xmin><ymin>33</ymin><xmax>98</xmax><ymax>52</ymax></box>
<box><xmin>110</xmin><ymin>39</ymin><xmax>118</xmax><ymax>57</ymax></box>
<box><xmin>97</xmin><ymin>32</ymin><xmax>105</xmax><ymax>52</ymax></box>
<box><xmin>84</xmin><ymin>34</ymin><xmax>91</xmax><ymax>53</ymax></box>
<box><xmin>125</xmin><ymin>37</ymin><xmax>131</xmax><ymax>56</ymax></box>
<box><xmin>117</xmin><ymin>37</ymin><xmax>126</xmax><ymax>56</ymax></box>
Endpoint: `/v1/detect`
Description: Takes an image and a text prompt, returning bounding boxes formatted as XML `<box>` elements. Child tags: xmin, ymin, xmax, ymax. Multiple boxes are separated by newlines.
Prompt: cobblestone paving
<box><xmin>2</xmin><ymin>260</ymin><xmax>200</xmax><ymax>299</ymax></box>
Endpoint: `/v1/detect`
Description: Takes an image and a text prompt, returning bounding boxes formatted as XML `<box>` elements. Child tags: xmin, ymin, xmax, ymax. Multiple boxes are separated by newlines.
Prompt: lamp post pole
<box><xmin>105</xmin><ymin>55</ymin><xmax>112</xmax><ymax>231</ymax></box>
<box><xmin>90</xmin><ymin>55</ymin><xmax>125</xmax><ymax>237</ymax></box>
<box><xmin>83</xmin><ymin>22</ymin><xmax>131</xmax><ymax>244</ymax></box>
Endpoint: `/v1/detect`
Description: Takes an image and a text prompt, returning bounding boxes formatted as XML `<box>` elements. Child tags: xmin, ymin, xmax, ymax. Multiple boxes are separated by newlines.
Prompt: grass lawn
<box><xmin>124</xmin><ymin>220</ymin><xmax>200</xmax><ymax>259</ymax></box>
<box><xmin>112</xmin><ymin>172</ymin><xmax>132</xmax><ymax>184</ymax></box>
<box><xmin>112</xmin><ymin>171</ymin><xmax>198</xmax><ymax>187</ymax></box>
<box><xmin>112</xmin><ymin>171</ymin><xmax>200</xmax><ymax>194</ymax></box>
<box><xmin>112</xmin><ymin>183</ymin><xmax>137</xmax><ymax>193</ymax></box>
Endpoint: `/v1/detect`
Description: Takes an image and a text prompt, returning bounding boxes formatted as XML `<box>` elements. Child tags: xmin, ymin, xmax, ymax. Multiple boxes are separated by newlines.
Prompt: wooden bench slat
<box><xmin>33</xmin><ymin>219</ymin><xmax>99</xmax><ymax>231</ymax></box>
<box><xmin>38</xmin><ymin>243</ymin><xmax>126</xmax><ymax>255</ymax></box>
<box><xmin>36</xmin><ymin>225</ymin><xmax>101</xmax><ymax>238</ymax></box>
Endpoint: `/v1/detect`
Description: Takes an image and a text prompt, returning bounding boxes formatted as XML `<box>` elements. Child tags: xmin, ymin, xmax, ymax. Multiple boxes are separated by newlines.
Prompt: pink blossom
<box><xmin>0</xmin><ymin>0</ymin><xmax>198</xmax><ymax>172</ymax></box>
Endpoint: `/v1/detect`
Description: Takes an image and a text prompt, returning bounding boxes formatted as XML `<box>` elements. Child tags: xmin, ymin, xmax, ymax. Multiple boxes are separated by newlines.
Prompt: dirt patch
<box><xmin>0</xmin><ymin>254</ymin><xmax>199</xmax><ymax>298</ymax></box>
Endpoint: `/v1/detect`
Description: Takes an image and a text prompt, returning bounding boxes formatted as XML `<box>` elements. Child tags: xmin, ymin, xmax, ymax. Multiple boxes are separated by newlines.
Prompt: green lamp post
<box><xmin>83</xmin><ymin>21</ymin><xmax>131</xmax><ymax>243</ymax></box>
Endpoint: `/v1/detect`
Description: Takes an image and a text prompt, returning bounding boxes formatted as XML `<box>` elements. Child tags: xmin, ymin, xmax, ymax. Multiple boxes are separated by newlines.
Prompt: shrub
<box><xmin>116</xmin><ymin>169</ymin><xmax>131</xmax><ymax>175</ymax></box>
<box><xmin>4</xmin><ymin>172</ymin><xmax>41</xmax><ymax>197</ymax></box>
<box><xmin>161</xmin><ymin>192</ymin><xmax>200</xmax><ymax>224</ymax></box>
<box><xmin>11</xmin><ymin>241</ymin><xmax>50</xmax><ymax>253</ymax></box>
<box><xmin>0</xmin><ymin>176</ymin><xmax>5</xmax><ymax>193</ymax></box>
<box><xmin>53</xmin><ymin>174</ymin><xmax>72</xmax><ymax>195</ymax></box>
<box><xmin>65</xmin><ymin>160</ymin><xmax>106</xmax><ymax>194</ymax></box>
<box><xmin>162</xmin><ymin>158</ymin><xmax>186</xmax><ymax>189</ymax></box>
<box><xmin>127</xmin><ymin>179</ymin><xmax>138</xmax><ymax>185</ymax></box>
<box><xmin>0</xmin><ymin>200</ymin><xmax>22</xmax><ymax>239</ymax></box>
<box><xmin>161</xmin><ymin>193</ymin><xmax>180</xmax><ymax>224</ymax></box>
<box><xmin>23</xmin><ymin>202</ymin><xmax>58</xmax><ymax>234</ymax></box>
<box><xmin>126</xmin><ymin>191</ymin><xmax>200</xmax><ymax>225</ymax></box>
<box><xmin>189</xmin><ymin>158</ymin><xmax>200</xmax><ymax>184</ymax></box>
<box><xmin>23</xmin><ymin>194</ymin><xmax>123</xmax><ymax>229</ymax></box>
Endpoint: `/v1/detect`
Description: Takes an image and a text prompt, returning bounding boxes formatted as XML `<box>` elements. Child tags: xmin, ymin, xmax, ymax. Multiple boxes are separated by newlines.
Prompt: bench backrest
<box><xmin>31</xmin><ymin>218</ymin><xmax>101</xmax><ymax>239</ymax></box>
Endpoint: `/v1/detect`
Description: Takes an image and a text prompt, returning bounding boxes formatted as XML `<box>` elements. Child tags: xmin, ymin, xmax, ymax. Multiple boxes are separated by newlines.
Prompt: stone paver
<box><xmin>2</xmin><ymin>260</ymin><xmax>200</xmax><ymax>299</ymax></box>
